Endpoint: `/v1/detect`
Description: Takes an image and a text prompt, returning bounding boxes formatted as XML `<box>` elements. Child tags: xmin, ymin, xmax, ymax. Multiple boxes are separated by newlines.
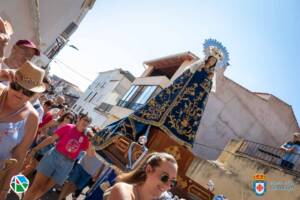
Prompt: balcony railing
<box><xmin>236</xmin><ymin>140</ymin><xmax>300</xmax><ymax>177</ymax></box>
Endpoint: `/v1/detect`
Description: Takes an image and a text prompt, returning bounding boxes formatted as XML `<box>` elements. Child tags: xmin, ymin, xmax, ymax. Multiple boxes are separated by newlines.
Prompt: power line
<box><xmin>54</xmin><ymin>58</ymin><xmax>93</xmax><ymax>82</ymax></box>
<box><xmin>53</xmin><ymin>58</ymin><xmax>94</xmax><ymax>82</ymax></box>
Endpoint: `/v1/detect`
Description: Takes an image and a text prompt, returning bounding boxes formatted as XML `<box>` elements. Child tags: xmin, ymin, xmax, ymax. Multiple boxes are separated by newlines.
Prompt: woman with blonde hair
<box><xmin>105</xmin><ymin>152</ymin><xmax>178</xmax><ymax>200</ymax></box>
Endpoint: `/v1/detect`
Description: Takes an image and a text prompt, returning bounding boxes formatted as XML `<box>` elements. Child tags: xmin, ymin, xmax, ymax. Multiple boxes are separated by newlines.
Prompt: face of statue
<box><xmin>205</xmin><ymin>56</ymin><xmax>218</xmax><ymax>68</ymax></box>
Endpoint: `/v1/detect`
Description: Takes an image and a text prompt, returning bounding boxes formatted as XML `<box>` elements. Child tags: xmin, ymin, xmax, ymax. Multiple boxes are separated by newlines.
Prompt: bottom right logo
<box><xmin>252</xmin><ymin>174</ymin><xmax>267</xmax><ymax>196</ymax></box>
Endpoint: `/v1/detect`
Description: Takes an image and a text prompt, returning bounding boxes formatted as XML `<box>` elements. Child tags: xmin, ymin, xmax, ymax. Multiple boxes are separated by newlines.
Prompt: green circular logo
<box><xmin>10</xmin><ymin>174</ymin><xmax>29</xmax><ymax>194</ymax></box>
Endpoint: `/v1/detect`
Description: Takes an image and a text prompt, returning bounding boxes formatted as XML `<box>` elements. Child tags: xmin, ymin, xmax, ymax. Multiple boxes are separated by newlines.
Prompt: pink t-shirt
<box><xmin>55</xmin><ymin>124</ymin><xmax>89</xmax><ymax>160</ymax></box>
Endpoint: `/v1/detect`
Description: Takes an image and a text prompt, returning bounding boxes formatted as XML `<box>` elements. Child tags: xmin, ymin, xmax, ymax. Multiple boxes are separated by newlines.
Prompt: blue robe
<box><xmin>93</xmin><ymin>66</ymin><xmax>214</xmax><ymax>150</ymax></box>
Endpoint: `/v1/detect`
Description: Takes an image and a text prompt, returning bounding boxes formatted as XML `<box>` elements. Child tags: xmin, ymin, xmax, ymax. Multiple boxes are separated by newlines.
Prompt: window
<box><xmin>100</xmin><ymin>82</ymin><xmax>106</xmax><ymax>88</ymax></box>
<box><xmin>95</xmin><ymin>81</ymin><xmax>103</xmax><ymax>89</ymax></box>
<box><xmin>95</xmin><ymin>103</ymin><xmax>113</xmax><ymax>113</ymax></box>
<box><xmin>76</xmin><ymin>106</ymin><xmax>82</xmax><ymax>112</ymax></box>
<box><xmin>80</xmin><ymin>108</ymin><xmax>84</xmax><ymax>114</ymax></box>
<box><xmin>61</xmin><ymin>22</ymin><xmax>78</xmax><ymax>39</ymax></box>
<box><xmin>149</xmin><ymin>87</ymin><xmax>161</xmax><ymax>100</ymax></box>
<box><xmin>89</xmin><ymin>92</ymin><xmax>98</xmax><ymax>103</ymax></box>
<box><xmin>84</xmin><ymin>92</ymin><xmax>93</xmax><ymax>101</ymax></box>
<box><xmin>129</xmin><ymin>86</ymin><xmax>157</xmax><ymax>110</ymax></box>
<box><xmin>117</xmin><ymin>85</ymin><xmax>160</xmax><ymax>110</ymax></box>
<box><xmin>135</xmin><ymin>86</ymin><xmax>156</xmax><ymax>105</ymax></box>
<box><xmin>117</xmin><ymin>85</ymin><xmax>139</xmax><ymax>107</ymax></box>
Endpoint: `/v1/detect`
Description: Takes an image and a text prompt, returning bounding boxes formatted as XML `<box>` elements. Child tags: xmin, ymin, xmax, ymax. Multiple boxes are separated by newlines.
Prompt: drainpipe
<box><xmin>32</xmin><ymin>0</ymin><xmax>41</xmax><ymax>47</ymax></box>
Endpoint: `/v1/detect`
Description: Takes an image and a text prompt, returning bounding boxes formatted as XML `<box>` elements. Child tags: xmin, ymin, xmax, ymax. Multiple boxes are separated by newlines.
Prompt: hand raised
<box><xmin>0</xmin><ymin>69</ymin><xmax>15</xmax><ymax>82</ymax></box>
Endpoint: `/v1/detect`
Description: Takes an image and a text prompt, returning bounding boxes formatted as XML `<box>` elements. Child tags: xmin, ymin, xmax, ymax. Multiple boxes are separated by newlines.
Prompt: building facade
<box><xmin>194</xmin><ymin>68</ymin><xmax>300</xmax><ymax>160</ymax></box>
<box><xmin>72</xmin><ymin>69</ymin><xmax>135</xmax><ymax>127</ymax></box>
<box><xmin>0</xmin><ymin>0</ymin><xmax>96</xmax><ymax>67</ymax></box>
<box><xmin>51</xmin><ymin>75</ymin><xmax>83</xmax><ymax>106</ymax></box>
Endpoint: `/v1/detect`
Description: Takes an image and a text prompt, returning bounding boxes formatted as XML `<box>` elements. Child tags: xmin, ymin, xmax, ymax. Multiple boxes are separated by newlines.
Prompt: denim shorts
<box><xmin>68</xmin><ymin>163</ymin><xmax>92</xmax><ymax>190</ymax></box>
<box><xmin>37</xmin><ymin>148</ymin><xmax>74</xmax><ymax>185</ymax></box>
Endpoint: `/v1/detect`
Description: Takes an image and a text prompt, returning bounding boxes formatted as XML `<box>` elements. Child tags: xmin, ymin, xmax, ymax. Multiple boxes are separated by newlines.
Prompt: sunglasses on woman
<box><xmin>160</xmin><ymin>173</ymin><xmax>177</xmax><ymax>188</ymax></box>
<box><xmin>10</xmin><ymin>82</ymin><xmax>35</xmax><ymax>97</ymax></box>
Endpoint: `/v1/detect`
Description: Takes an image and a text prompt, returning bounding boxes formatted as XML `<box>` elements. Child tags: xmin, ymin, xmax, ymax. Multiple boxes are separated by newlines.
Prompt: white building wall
<box><xmin>1</xmin><ymin>1</ymin><xmax>36</xmax><ymax>55</ymax></box>
<box><xmin>72</xmin><ymin>69</ymin><xmax>133</xmax><ymax>127</ymax></box>
<box><xmin>0</xmin><ymin>0</ymin><xmax>94</xmax><ymax>65</ymax></box>
<box><xmin>39</xmin><ymin>0</ymin><xmax>88</xmax><ymax>52</ymax></box>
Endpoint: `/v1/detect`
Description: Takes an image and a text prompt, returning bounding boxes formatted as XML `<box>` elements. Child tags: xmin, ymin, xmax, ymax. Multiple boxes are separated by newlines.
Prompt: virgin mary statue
<box><xmin>92</xmin><ymin>39</ymin><xmax>230</xmax><ymax>150</ymax></box>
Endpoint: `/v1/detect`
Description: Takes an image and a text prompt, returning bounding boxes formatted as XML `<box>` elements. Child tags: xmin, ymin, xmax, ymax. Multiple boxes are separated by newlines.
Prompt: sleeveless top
<box><xmin>0</xmin><ymin>89</ymin><xmax>29</xmax><ymax>168</ymax></box>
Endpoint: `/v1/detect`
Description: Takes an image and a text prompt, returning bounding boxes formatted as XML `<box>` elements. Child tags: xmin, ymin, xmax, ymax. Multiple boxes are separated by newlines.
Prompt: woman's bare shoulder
<box><xmin>107</xmin><ymin>182</ymin><xmax>134</xmax><ymax>200</ymax></box>
<box><xmin>27</xmin><ymin>102</ymin><xmax>38</xmax><ymax>116</ymax></box>
<box><xmin>23</xmin><ymin>102</ymin><xmax>39</xmax><ymax>125</ymax></box>
<box><xmin>112</xmin><ymin>182</ymin><xmax>133</xmax><ymax>192</ymax></box>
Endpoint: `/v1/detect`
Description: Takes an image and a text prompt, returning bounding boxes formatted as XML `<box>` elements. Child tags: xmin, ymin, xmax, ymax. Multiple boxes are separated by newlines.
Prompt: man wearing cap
<box><xmin>280</xmin><ymin>132</ymin><xmax>300</xmax><ymax>170</ymax></box>
<box><xmin>1</xmin><ymin>39</ymin><xmax>40</xmax><ymax>70</ymax></box>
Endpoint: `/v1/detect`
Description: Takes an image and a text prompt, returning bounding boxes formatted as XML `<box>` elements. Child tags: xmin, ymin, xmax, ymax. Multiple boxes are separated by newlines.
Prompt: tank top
<box><xmin>0</xmin><ymin>89</ymin><xmax>29</xmax><ymax>168</ymax></box>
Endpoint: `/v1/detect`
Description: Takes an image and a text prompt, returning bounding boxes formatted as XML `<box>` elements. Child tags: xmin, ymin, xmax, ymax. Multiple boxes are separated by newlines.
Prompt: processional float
<box><xmin>87</xmin><ymin>39</ymin><xmax>230</xmax><ymax>200</ymax></box>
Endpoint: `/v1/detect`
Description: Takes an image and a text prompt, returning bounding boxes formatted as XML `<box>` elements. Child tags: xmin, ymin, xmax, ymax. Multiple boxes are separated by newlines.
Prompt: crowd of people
<box><xmin>2</xmin><ymin>13</ymin><xmax>299</xmax><ymax>200</ymax></box>
<box><xmin>0</xmin><ymin>17</ymin><xmax>180</xmax><ymax>200</ymax></box>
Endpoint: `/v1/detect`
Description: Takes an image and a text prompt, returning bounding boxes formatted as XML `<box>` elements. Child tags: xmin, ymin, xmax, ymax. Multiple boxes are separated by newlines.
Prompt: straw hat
<box><xmin>15</xmin><ymin>61</ymin><xmax>45</xmax><ymax>93</ymax></box>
